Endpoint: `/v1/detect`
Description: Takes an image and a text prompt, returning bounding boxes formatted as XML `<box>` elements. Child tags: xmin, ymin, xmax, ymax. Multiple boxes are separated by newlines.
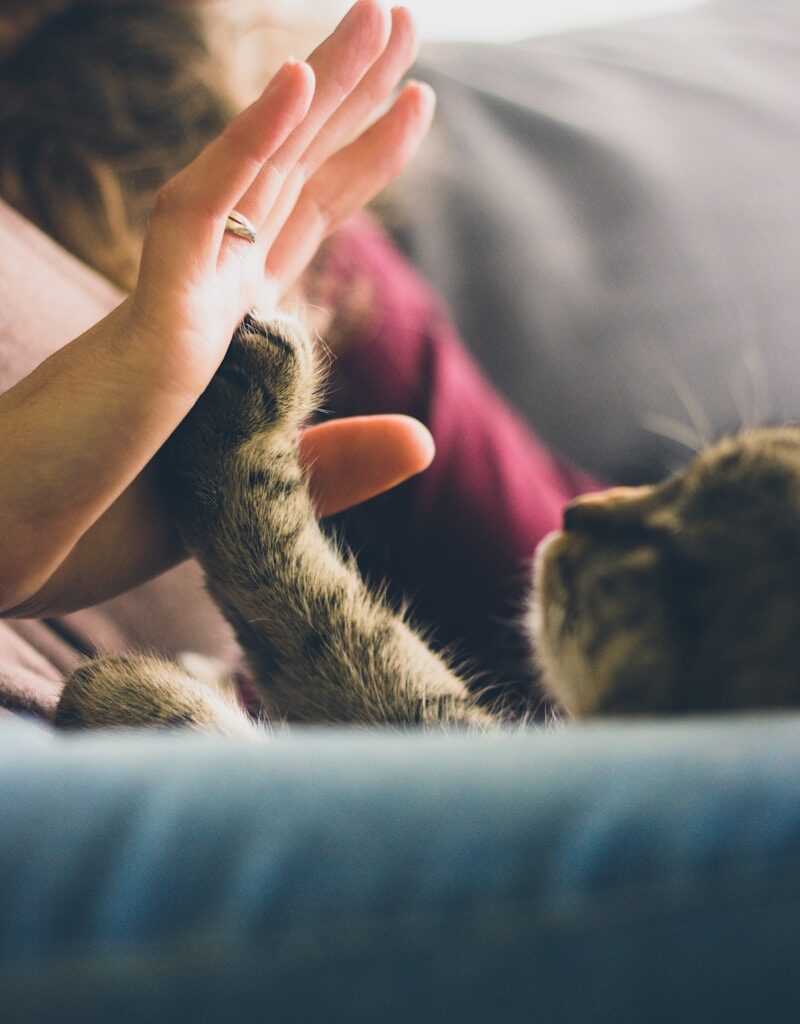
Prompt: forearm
<box><xmin>136</xmin><ymin>314</ymin><xmax>483</xmax><ymax>729</ymax></box>
<box><xmin>0</xmin><ymin>300</ymin><xmax>197</xmax><ymax>613</ymax></box>
<box><xmin>2</xmin><ymin>467</ymin><xmax>185</xmax><ymax>618</ymax></box>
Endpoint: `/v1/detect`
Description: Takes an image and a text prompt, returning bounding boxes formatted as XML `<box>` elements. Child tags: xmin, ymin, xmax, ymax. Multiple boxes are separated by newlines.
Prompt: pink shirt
<box><xmin>323</xmin><ymin>218</ymin><xmax>599</xmax><ymax>706</ymax></box>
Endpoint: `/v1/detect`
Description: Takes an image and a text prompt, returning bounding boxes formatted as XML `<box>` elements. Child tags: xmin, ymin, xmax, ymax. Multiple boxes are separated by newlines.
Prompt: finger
<box><xmin>252</xmin><ymin>4</ymin><xmax>418</xmax><ymax>253</ymax></box>
<box><xmin>139</xmin><ymin>60</ymin><xmax>315</xmax><ymax>281</ymax></box>
<box><xmin>297</xmin><ymin>6</ymin><xmax>418</xmax><ymax>181</ymax></box>
<box><xmin>234</xmin><ymin>0</ymin><xmax>392</xmax><ymax>236</ymax></box>
<box><xmin>298</xmin><ymin>415</ymin><xmax>435</xmax><ymax>517</ymax></box>
<box><xmin>267</xmin><ymin>81</ymin><xmax>436</xmax><ymax>294</ymax></box>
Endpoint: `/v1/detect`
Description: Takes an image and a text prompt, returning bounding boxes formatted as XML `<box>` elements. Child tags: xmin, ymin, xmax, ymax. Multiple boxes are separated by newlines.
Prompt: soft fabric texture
<box><xmin>3</xmin><ymin>713</ymin><xmax>800</xmax><ymax>1022</ymax></box>
<box><xmin>386</xmin><ymin>0</ymin><xmax>800</xmax><ymax>482</ymax></box>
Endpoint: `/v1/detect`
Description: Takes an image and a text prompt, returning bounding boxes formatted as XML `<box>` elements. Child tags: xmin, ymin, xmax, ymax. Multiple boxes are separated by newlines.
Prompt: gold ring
<box><xmin>225</xmin><ymin>209</ymin><xmax>257</xmax><ymax>244</ymax></box>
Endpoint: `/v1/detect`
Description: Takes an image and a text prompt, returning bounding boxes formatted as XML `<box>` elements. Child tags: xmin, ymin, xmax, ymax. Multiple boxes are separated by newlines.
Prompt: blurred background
<box><xmin>396</xmin><ymin>0</ymin><xmax>701</xmax><ymax>41</ymax></box>
<box><xmin>261</xmin><ymin>0</ymin><xmax>703</xmax><ymax>43</ymax></box>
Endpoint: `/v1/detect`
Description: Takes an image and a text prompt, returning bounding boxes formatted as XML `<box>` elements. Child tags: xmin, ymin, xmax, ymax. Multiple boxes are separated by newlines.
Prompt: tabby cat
<box><xmin>55</xmin><ymin>314</ymin><xmax>800</xmax><ymax>733</ymax></box>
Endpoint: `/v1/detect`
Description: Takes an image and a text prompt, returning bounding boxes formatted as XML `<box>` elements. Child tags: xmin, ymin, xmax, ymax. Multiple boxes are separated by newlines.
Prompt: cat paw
<box><xmin>215</xmin><ymin>313</ymin><xmax>317</xmax><ymax>438</ymax></box>
<box><xmin>162</xmin><ymin>313</ymin><xmax>315</xmax><ymax>485</ymax></box>
<box><xmin>55</xmin><ymin>655</ymin><xmax>259</xmax><ymax>737</ymax></box>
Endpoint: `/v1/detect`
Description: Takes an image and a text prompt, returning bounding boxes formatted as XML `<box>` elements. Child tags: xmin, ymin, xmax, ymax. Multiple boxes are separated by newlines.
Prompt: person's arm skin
<box><xmin>4</xmin><ymin>415</ymin><xmax>435</xmax><ymax>618</ymax></box>
<box><xmin>0</xmin><ymin>2</ymin><xmax>436</xmax><ymax>617</ymax></box>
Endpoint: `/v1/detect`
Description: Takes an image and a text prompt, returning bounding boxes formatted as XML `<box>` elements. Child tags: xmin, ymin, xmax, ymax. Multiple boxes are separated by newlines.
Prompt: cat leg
<box><xmin>162</xmin><ymin>315</ymin><xmax>497</xmax><ymax>728</ymax></box>
<box><xmin>54</xmin><ymin>654</ymin><xmax>260</xmax><ymax>737</ymax></box>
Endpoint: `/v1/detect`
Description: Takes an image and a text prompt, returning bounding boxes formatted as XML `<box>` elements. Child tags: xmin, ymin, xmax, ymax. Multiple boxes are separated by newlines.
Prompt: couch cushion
<box><xmin>386</xmin><ymin>0</ymin><xmax>800</xmax><ymax>482</ymax></box>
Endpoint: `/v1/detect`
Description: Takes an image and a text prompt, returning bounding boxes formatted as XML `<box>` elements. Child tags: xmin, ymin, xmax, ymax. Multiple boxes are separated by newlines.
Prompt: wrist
<box><xmin>98</xmin><ymin>297</ymin><xmax>211</xmax><ymax>406</ymax></box>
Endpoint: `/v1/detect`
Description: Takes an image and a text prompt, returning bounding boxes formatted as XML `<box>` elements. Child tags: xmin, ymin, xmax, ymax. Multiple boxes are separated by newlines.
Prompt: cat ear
<box><xmin>563</xmin><ymin>486</ymin><xmax>654</xmax><ymax>531</ymax></box>
<box><xmin>562</xmin><ymin>484</ymin><xmax>683</xmax><ymax>536</ymax></box>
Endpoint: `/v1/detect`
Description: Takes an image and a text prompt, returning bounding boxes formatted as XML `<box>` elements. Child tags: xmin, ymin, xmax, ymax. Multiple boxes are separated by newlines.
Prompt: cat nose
<box><xmin>563</xmin><ymin>488</ymin><xmax>645</xmax><ymax>532</ymax></box>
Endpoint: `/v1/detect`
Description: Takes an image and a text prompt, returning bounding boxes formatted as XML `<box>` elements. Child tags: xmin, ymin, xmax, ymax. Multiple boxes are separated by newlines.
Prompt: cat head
<box><xmin>530</xmin><ymin>427</ymin><xmax>800</xmax><ymax>716</ymax></box>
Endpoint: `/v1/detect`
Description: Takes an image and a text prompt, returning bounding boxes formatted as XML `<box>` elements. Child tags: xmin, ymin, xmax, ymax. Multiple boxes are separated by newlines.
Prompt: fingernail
<box><xmin>263</xmin><ymin>58</ymin><xmax>303</xmax><ymax>97</ymax></box>
<box><xmin>407</xmin><ymin>80</ymin><xmax>437</xmax><ymax>115</ymax></box>
<box><xmin>407</xmin><ymin>79</ymin><xmax>435</xmax><ymax>96</ymax></box>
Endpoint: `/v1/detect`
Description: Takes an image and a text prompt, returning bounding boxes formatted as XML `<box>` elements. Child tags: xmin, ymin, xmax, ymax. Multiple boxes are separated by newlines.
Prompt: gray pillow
<box><xmin>385</xmin><ymin>0</ymin><xmax>800</xmax><ymax>482</ymax></box>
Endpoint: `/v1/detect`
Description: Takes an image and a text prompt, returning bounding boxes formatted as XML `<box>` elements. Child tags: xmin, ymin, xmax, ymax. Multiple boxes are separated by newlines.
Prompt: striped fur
<box><xmin>531</xmin><ymin>429</ymin><xmax>800</xmax><ymax>715</ymax></box>
<box><xmin>56</xmin><ymin>315</ymin><xmax>494</xmax><ymax>733</ymax></box>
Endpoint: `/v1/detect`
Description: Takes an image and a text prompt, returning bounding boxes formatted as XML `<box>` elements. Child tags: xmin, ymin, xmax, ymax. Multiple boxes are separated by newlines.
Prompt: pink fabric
<box><xmin>325</xmin><ymin>218</ymin><xmax>599</xmax><ymax>702</ymax></box>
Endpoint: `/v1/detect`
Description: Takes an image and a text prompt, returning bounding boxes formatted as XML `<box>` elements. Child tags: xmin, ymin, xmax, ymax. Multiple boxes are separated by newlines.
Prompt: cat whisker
<box><xmin>730</xmin><ymin>295</ymin><xmax>771</xmax><ymax>430</ymax></box>
<box><xmin>640</xmin><ymin>414</ymin><xmax>703</xmax><ymax>455</ymax></box>
<box><xmin>661</xmin><ymin>364</ymin><xmax>713</xmax><ymax>449</ymax></box>
<box><xmin>636</xmin><ymin>339</ymin><xmax>712</xmax><ymax>458</ymax></box>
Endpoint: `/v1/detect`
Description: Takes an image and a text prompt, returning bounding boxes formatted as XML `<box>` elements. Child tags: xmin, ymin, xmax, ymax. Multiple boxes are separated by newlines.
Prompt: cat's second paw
<box><xmin>55</xmin><ymin>655</ymin><xmax>259</xmax><ymax>737</ymax></box>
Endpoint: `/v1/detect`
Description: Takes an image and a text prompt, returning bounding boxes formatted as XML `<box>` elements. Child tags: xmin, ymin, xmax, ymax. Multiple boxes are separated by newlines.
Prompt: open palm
<box><xmin>127</xmin><ymin>0</ymin><xmax>433</xmax><ymax>398</ymax></box>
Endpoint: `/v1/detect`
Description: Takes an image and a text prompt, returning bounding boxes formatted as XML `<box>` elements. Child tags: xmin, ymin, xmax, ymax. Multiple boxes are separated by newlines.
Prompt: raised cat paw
<box><xmin>216</xmin><ymin>313</ymin><xmax>316</xmax><ymax>435</ymax></box>
<box><xmin>183</xmin><ymin>312</ymin><xmax>315</xmax><ymax>452</ymax></box>
<box><xmin>160</xmin><ymin>313</ymin><xmax>316</xmax><ymax>531</ymax></box>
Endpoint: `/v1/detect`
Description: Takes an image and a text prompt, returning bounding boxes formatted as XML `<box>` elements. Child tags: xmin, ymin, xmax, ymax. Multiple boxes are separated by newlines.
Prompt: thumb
<box><xmin>299</xmin><ymin>415</ymin><xmax>435</xmax><ymax>517</ymax></box>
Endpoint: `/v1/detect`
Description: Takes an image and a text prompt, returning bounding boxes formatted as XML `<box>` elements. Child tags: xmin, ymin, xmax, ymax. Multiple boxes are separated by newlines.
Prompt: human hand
<box><xmin>124</xmin><ymin>0</ymin><xmax>434</xmax><ymax>397</ymax></box>
<box><xmin>0</xmin><ymin>1</ymin><xmax>436</xmax><ymax>615</ymax></box>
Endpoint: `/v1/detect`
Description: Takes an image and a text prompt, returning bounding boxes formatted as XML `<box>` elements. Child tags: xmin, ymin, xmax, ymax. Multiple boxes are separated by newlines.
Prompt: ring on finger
<box><xmin>225</xmin><ymin>209</ymin><xmax>258</xmax><ymax>245</ymax></box>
